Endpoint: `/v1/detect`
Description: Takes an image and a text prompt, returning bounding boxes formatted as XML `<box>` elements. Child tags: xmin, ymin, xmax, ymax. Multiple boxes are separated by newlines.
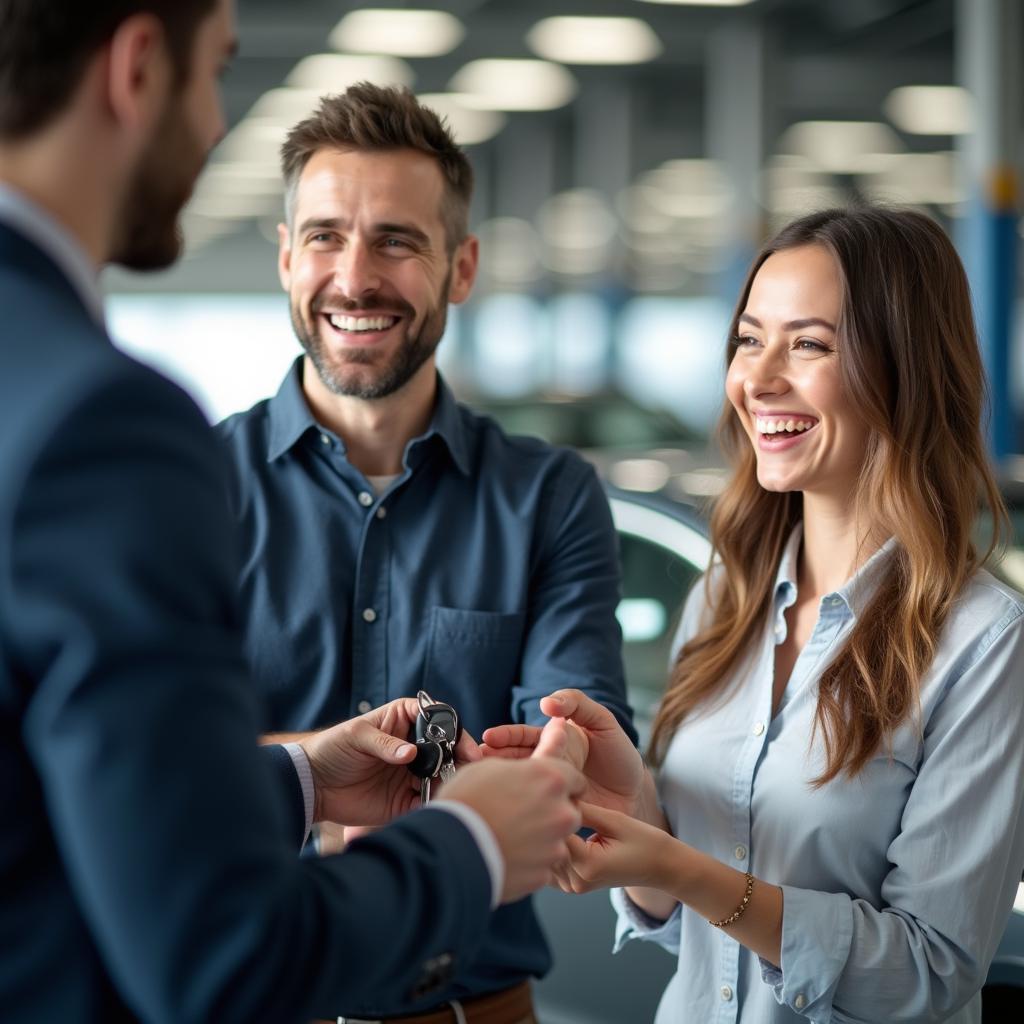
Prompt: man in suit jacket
<box><xmin>0</xmin><ymin>3</ymin><xmax>584</xmax><ymax>1022</ymax></box>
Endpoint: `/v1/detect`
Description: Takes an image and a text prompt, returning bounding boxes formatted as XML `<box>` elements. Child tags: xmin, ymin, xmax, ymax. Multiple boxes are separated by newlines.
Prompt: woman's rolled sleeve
<box><xmin>610</xmin><ymin>887</ymin><xmax>682</xmax><ymax>955</ymax></box>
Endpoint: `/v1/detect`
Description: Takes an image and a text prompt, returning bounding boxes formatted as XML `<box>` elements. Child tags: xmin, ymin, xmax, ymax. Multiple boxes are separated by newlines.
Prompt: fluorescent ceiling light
<box><xmin>286</xmin><ymin>54</ymin><xmax>414</xmax><ymax>92</ymax></box>
<box><xmin>526</xmin><ymin>17</ymin><xmax>661</xmax><ymax>65</ymax></box>
<box><xmin>866</xmin><ymin>152</ymin><xmax>962</xmax><ymax>205</ymax></box>
<box><xmin>638</xmin><ymin>159</ymin><xmax>732</xmax><ymax>218</ymax></box>
<box><xmin>215</xmin><ymin>121</ymin><xmax>289</xmax><ymax>166</ymax></box>
<box><xmin>449</xmin><ymin>59</ymin><xmax>577</xmax><ymax>112</ymax></box>
<box><xmin>884</xmin><ymin>85</ymin><xmax>973</xmax><ymax>135</ymax></box>
<box><xmin>779</xmin><ymin>121</ymin><xmax>904</xmax><ymax>174</ymax></box>
<box><xmin>247</xmin><ymin>88</ymin><xmax>323</xmax><ymax>126</ymax></box>
<box><xmin>633</xmin><ymin>0</ymin><xmax>754</xmax><ymax>6</ymax></box>
<box><xmin>330</xmin><ymin>9</ymin><xmax>465</xmax><ymax>57</ymax></box>
<box><xmin>417</xmin><ymin>93</ymin><xmax>507</xmax><ymax>146</ymax></box>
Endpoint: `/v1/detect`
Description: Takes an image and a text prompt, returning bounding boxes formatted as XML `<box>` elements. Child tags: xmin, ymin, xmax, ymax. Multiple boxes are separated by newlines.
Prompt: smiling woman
<box><xmin>531</xmin><ymin>206</ymin><xmax>1024</xmax><ymax>1024</ymax></box>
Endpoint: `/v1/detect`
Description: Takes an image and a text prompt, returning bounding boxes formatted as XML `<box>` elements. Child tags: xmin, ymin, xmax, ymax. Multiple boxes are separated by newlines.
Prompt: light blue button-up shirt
<box><xmin>614</xmin><ymin>527</ymin><xmax>1024</xmax><ymax>1023</ymax></box>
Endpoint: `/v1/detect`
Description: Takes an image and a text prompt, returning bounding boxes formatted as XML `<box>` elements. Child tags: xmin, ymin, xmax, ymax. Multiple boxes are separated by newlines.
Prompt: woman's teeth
<box><xmin>755</xmin><ymin>417</ymin><xmax>816</xmax><ymax>435</ymax></box>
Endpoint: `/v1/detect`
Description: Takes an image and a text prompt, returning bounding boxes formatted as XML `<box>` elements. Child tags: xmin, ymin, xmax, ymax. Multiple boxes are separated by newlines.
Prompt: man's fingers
<box><xmin>533</xmin><ymin>716</ymin><xmax>568</xmax><ymax>759</ymax></box>
<box><xmin>454</xmin><ymin>729</ymin><xmax>483</xmax><ymax>764</ymax></box>
<box><xmin>481</xmin><ymin>723</ymin><xmax>543</xmax><ymax>749</ymax></box>
<box><xmin>351</xmin><ymin>720</ymin><xmax>417</xmax><ymax>764</ymax></box>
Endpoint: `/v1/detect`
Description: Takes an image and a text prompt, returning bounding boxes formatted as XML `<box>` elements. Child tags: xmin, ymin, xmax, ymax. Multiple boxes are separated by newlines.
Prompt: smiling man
<box><xmin>216</xmin><ymin>84</ymin><xmax>636</xmax><ymax>1023</ymax></box>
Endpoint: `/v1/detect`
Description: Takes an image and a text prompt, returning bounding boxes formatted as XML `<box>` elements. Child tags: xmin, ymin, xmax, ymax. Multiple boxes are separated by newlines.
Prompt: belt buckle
<box><xmin>337</xmin><ymin>1017</ymin><xmax>384</xmax><ymax>1024</ymax></box>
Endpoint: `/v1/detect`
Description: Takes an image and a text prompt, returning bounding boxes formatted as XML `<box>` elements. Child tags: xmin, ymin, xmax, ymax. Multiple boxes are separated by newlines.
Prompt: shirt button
<box><xmin>734</xmin><ymin>844</ymin><xmax>747</xmax><ymax>861</ymax></box>
<box><xmin>319</xmin><ymin>433</ymin><xmax>331</xmax><ymax>446</ymax></box>
<box><xmin>357</xmin><ymin>699</ymin><xmax>372</xmax><ymax>714</ymax></box>
<box><xmin>375</xmin><ymin>506</ymin><xmax>387</xmax><ymax>520</ymax></box>
<box><xmin>362</xmin><ymin>608</ymin><xmax>377</xmax><ymax>623</ymax></box>
<box><xmin>829</xmin><ymin>596</ymin><xmax>842</xmax><ymax>607</ymax></box>
<box><xmin>358</xmin><ymin>491</ymin><xmax>373</xmax><ymax>507</ymax></box>
<box><xmin>795</xmin><ymin>994</ymin><xmax>807</xmax><ymax>1009</ymax></box>
<box><xmin>752</xmin><ymin>721</ymin><xmax>765</xmax><ymax>736</ymax></box>
<box><xmin>720</xmin><ymin>985</ymin><xmax>733</xmax><ymax>1001</ymax></box>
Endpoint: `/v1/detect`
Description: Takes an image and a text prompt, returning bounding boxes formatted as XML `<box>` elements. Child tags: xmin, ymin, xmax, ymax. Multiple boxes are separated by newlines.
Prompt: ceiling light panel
<box><xmin>884</xmin><ymin>86</ymin><xmax>974</xmax><ymax>135</ymax></box>
<box><xmin>286</xmin><ymin>54</ymin><xmax>414</xmax><ymax>93</ymax></box>
<box><xmin>417</xmin><ymin>94</ymin><xmax>507</xmax><ymax>146</ymax></box>
<box><xmin>449</xmin><ymin>60</ymin><xmax>577</xmax><ymax>112</ymax></box>
<box><xmin>634</xmin><ymin>0</ymin><xmax>754</xmax><ymax>7</ymax></box>
<box><xmin>778</xmin><ymin>121</ymin><xmax>905</xmax><ymax>175</ymax></box>
<box><xmin>527</xmin><ymin>17</ymin><xmax>661</xmax><ymax>65</ymax></box>
<box><xmin>330</xmin><ymin>9</ymin><xmax>465</xmax><ymax>57</ymax></box>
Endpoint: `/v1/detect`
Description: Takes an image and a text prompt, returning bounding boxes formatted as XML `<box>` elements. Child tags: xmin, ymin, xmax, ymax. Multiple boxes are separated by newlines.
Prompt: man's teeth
<box><xmin>328</xmin><ymin>314</ymin><xmax>397</xmax><ymax>332</ymax></box>
<box><xmin>755</xmin><ymin>417</ymin><xmax>816</xmax><ymax>435</ymax></box>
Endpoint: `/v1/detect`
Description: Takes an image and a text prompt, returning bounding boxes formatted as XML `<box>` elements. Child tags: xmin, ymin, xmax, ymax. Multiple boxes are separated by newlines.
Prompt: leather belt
<box><xmin>320</xmin><ymin>980</ymin><xmax>534</xmax><ymax>1024</ymax></box>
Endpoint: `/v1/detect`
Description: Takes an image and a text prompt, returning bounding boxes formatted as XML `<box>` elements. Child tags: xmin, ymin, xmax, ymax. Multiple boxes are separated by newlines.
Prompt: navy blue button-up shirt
<box><xmin>217</xmin><ymin>358</ymin><xmax>635</xmax><ymax>1015</ymax></box>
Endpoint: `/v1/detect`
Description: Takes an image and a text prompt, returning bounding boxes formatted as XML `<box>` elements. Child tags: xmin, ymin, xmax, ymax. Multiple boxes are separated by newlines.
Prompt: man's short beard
<box><xmin>110</xmin><ymin>93</ymin><xmax>203</xmax><ymax>271</ymax></box>
<box><xmin>292</xmin><ymin>271</ymin><xmax>451</xmax><ymax>400</ymax></box>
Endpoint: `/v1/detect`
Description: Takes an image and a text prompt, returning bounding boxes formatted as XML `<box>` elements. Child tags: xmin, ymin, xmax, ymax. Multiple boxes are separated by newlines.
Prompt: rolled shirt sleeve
<box><xmin>610</xmin><ymin>887</ymin><xmax>683</xmax><ymax>956</ymax></box>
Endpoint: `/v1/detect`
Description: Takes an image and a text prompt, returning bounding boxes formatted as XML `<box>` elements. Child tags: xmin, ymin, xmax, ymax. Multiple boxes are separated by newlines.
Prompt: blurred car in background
<box><xmin>462</xmin><ymin>389</ymin><xmax>703</xmax><ymax>452</ymax></box>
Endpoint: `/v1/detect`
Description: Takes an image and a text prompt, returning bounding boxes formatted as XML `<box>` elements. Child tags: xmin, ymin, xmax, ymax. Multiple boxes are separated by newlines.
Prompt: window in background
<box><xmin>615</xmin><ymin>295</ymin><xmax>730</xmax><ymax>437</ymax></box>
<box><xmin>548</xmin><ymin>291</ymin><xmax>613</xmax><ymax>394</ymax></box>
<box><xmin>108</xmin><ymin>294</ymin><xmax>296</xmax><ymax>423</ymax></box>
<box><xmin>471</xmin><ymin>293</ymin><xmax>549</xmax><ymax>395</ymax></box>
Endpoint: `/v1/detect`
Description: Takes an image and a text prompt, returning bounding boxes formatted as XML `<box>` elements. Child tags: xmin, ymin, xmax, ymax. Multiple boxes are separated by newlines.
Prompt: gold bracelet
<box><xmin>708</xmin><ymin>872</ymin><xmax>755</xmax><ymax>928</ymax></box>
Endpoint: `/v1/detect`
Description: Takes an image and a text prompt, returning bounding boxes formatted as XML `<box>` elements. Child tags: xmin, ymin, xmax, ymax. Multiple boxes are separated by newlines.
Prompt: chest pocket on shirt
<box><xmin>421</xmin><ymin>607</ymin><xmax>526</xmax><ymax>730</ymax></box>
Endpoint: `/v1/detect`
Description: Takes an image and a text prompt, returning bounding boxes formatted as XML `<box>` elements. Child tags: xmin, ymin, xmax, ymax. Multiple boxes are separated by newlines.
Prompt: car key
<box><xmin>407</xmin><ymin>690</ymin><xmax>462</xmax><ymax>804</ymax></box>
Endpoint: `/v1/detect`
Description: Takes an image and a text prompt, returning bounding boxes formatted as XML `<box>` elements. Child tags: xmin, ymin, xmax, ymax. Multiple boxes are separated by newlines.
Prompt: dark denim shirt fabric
<box><xmin>216</xmin><ymin>358</ymin><xmax>636</xmax><ymax>1015</ymax></box>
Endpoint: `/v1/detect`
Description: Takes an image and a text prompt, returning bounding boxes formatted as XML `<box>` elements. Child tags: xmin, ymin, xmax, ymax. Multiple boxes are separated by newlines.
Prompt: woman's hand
<box><xmin>482</xmin><ymin>689</ymin><xmax>653</xmax><ymax>820</ymax></box>
<box><xmin>559</xmin><ymin>801</ymin><xmax>677</xmax><ymax>894</ymax></box>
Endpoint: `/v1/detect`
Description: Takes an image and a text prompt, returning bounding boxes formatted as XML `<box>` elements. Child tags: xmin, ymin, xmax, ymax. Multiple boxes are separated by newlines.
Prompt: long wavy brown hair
<box><xmin>649</xmin><ymin>206</ymin><xmax>1007</xmax><ymax>784</ymax></box>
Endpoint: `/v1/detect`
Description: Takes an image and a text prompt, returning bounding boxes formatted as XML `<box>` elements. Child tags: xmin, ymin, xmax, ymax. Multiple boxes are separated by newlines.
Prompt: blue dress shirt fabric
<box><xmin>613</xmin><ymin>527</ymin><xmax>1024</xmax><ymax>1023</ymax></box>
<box><xmin>217</xmin><ymin>358</ymin><xmax>636</xmax><ymax>1014</ymax></box>
<box><xmin>0</xmin><ymin>214</ymin><xmax>494</xmax><ymax>1024</ymax></box>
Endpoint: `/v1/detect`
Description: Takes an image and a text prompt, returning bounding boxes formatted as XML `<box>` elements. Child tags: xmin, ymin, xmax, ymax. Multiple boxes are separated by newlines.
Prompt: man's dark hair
<box><xmin>0</xmin><ymin>0</ymin><xmax>217</xmax><ymax>140</ymax></box>
<box><xmin>281</xmin><ymin>83</ymin><xmax>474</xmax><ymax>252</ymax></box>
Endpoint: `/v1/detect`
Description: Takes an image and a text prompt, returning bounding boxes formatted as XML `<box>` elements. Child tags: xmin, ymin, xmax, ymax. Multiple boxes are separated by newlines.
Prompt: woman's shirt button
<box><xmin>752</xmin><ymin>721</ymin><xmax>766</xmax><ymax>736</ymax></box>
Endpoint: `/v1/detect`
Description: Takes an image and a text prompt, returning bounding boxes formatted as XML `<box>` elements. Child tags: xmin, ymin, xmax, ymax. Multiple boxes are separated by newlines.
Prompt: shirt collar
<box><xmin>0</xmin><ymin>183</ymin><xmax>106</xmax><ymax>326</ymax></box>
<box><xmin>266</xmin><ymin>357</ymin><xmax>472</xmax><ymax>476</ymax></box>
<box><xmin>773</xmin><ymin>523</ymin><xmax>898</xmax><ymax>619</ymax></box>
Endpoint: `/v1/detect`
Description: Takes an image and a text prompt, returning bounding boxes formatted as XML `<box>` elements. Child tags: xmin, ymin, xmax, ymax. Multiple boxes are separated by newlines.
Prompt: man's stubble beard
<box><xmin>110</xmin><ymin>92</ymin><xmax>206</xmax><ymax>271</ymax></box>
<box><xmin>291</xmin><ymin>267</ymin><xmax>452</xmax><ymax>400</ymax></box>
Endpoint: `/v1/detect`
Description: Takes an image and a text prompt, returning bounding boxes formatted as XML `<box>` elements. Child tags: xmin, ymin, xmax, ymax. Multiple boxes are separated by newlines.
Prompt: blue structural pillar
<box><xmin>957</xmin><ymin>0</ymin><xmax>1020</xmax><ymax>460</ymax></box>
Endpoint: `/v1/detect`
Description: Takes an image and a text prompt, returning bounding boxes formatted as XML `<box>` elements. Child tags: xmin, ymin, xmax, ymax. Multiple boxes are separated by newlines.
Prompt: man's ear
<box><xmin>448</xmin><ymin>235</ymin><xmax>479</xmax><ymax>306</ymax></box>
<box><xmin>277</xmin><ymin>222</ymin><xmax>293</xmax><ymax>292</ymax></box>
<box><xmin>104</xmin><ymin>14</ymin><xmax>171</xmax><ymax>133</ymax></box>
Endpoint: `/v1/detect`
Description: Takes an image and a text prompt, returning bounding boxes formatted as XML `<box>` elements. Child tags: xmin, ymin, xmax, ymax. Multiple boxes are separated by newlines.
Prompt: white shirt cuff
<box><xmin>282</xmin><ymin>742</ymin><xmax>315</xmax><ymax>844</ymax></box>
<box><xmin>429</xmin><ymin>800</ymin><xmax>504</xmax><ymax>909</ymax></box>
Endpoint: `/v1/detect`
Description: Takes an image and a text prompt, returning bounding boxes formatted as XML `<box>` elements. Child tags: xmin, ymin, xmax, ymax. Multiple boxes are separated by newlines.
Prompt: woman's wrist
<box><xmin>632</xmin><ymin>769</ymin><xmax>667</xmax><ymax>829</ymax></box>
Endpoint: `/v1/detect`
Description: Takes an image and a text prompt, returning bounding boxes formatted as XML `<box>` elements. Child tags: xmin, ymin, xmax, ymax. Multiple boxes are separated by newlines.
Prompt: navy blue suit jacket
<box><xmin>0</xmin><ymin>222</ymin><xmax>491</xmax><ymax>1023</ymax></box>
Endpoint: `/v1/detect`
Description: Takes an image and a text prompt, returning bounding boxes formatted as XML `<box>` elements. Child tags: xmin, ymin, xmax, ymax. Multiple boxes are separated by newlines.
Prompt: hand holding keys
<box><xmin>407</xmin><ymin>690</ymin><xmax>463</xmax><ymax>804</ymax></box>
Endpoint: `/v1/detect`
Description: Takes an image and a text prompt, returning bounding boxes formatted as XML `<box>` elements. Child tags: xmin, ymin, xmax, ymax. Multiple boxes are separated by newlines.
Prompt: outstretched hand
<box><xmin>482</xmin><ymin>689</ymin><xmax>652</xmax><ymax>819</ymax></box>
<box><xmin>301</xmin><ymin>698</ymin><xmax>482</xmax><ymax>827</ymax></box>
<box><xmin>558</xmin><ymin>801</ymin><xmax>675</xmax><ymax>895</ymax></box>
